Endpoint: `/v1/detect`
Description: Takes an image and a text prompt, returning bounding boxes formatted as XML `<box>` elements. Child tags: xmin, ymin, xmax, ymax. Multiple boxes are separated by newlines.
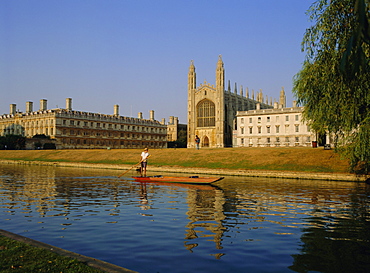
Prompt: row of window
<box><xmin>26</xmin><ymin>128</ymin><xmax>54</xmax><ymax>136</ymax></box>
<box><xmin>240</xmin><ymin>136</ymin><xmax>311</xmax><ymax>144</ymax></box>
<box><xmin>60</xmin><ymin>138</ymin><xmax>165</xmax><ymax>148</ymax></box>
<box><xmin>240</xmin><ymin>124</ymin><xmax>310</xmax><ymax>134</ymax></box>
<box><xmin>240</xmin><ymin>115</ymin><xmax>300</xmax><ymax>124</ymax></box>
<box><xmin>61</xmin><ymin>129</ymin><xmax>166</xmax><ymax>141</ymax></box>
<box><xmin>62</xmin><ymin>119</ymin><xmax>164</xmax><ymax>133</ymax></box>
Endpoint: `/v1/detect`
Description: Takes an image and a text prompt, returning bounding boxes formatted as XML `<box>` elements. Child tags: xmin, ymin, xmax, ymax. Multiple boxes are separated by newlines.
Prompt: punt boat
<box><xmin>132</xmin><ymin>175</ymin><xmax>224</xmax><ymax>184</ymax></box>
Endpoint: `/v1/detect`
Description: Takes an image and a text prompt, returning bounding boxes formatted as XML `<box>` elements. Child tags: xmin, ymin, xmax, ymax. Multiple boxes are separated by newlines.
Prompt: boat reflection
<box><xmin>136</xmin><ymin>181</ymin><xmax>227</xmax><ymax>254</ymax></box>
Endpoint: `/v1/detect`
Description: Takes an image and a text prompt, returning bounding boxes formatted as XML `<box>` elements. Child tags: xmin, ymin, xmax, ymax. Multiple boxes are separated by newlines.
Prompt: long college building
<box><xmin>0</xmin><ymin>98</ymin><xmax>167</xmax><ymax>149</ymax></box>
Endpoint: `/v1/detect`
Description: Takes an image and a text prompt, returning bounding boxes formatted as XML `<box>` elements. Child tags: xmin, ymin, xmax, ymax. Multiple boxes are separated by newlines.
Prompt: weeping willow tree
<box><xmin>293</xmin><ymin>0</ymin><xmax>370</xmax><ymax>174</ymax></box>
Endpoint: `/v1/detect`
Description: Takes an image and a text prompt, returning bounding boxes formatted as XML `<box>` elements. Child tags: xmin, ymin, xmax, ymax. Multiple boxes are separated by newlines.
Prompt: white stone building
<box><xmin>234</xmin><ymin>102</ymin><xmax>323</xmax><ymax>148</ymax></box>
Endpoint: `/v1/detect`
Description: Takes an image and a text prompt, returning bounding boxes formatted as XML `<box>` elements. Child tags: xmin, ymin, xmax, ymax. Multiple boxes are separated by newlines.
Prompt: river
<box><xmin>0</xmin><ymin>164</ymin><xmax>369</xmax><ymax>273</ymax></box>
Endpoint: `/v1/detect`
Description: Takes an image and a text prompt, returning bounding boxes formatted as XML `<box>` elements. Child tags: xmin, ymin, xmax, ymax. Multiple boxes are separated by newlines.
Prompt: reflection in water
<box><xmin>139</xmin><ymin>183</ymin><xmax>150</xmax><ymax>211</ymax></box>
<box><xmin>185</xmin><ymin>185</ymin><xmax>225</xmax><ymax>255</ymax></box>
<box><xmin>0</xmin><ymin>164</ymin><xmax>370</xmax><ymax>273</ymax></box>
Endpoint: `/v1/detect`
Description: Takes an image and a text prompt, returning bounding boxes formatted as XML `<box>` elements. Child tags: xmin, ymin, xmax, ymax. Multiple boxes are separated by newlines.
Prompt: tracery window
<box><xmin>197</xmin><ymin>99</ymin><xmax>215</xmax><ymax>127</ymax></box>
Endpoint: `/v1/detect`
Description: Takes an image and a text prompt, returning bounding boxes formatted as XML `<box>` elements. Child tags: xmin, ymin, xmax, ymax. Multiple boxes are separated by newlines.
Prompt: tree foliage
<box><xmin>0</xmin><ymin>135</ymin><xmax>26</xmax><ymax>150</ymax></box>
<box><xmin>293</xmin><ymin>0</ymin><xmax>370</xmax><ymax>174</ymax></box>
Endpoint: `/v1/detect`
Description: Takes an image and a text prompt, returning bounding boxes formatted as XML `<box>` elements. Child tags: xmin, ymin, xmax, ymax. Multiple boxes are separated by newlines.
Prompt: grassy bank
<box><xmin>0</xmin><ymin>235</ymin><xmax>103</xmax><ymax>273</ymax></box>
<box><xmin>0</xmin><ymin>147</ymin><xmax>350</xmax><ymax>173</ymax></box>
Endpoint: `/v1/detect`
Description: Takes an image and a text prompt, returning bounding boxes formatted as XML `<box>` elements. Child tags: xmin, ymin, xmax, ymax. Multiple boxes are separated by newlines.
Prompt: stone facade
<box><xmin>187</xmin><ymin>56</ymin><xmax>277</xmax><ymax>148</ymax></box>
<box><xmin>235</xmin><ymin>102</ymin><xmax>320</xmax><ymax>147</ymax></box>
<box><xmin>0</xmin><ymin>98</ymin><xmax>167</xmax><ymax>149</ymax></box>
<box><xmin>166</xmin><ymin>116</ymin><xmax>187</xmax><ymax>142</ymax></box>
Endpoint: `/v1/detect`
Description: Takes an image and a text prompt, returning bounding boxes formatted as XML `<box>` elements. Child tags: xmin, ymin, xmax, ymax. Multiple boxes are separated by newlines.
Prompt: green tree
<box><xmin>293</xmin><ymin>0</ymin><xmax>370</xmax><ymax>174</ymax></box>
<box><xmin>0</xmin><ymin>135</ymin><xmax>26</xmax><ymax>150</ymax></box>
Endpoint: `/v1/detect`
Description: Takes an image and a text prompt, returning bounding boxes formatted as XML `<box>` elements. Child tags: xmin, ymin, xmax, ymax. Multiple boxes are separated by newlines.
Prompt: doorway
<box><xmin>202</xmin><ymin>136</ymin><xmax>209</xmax><ymax>147</ymax></box>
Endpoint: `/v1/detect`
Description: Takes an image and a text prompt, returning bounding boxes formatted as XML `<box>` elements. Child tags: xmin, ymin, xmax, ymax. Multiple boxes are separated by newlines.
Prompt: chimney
<box><xmin>175</xmin><ymin>117</ymin><xmax>178</xmax><ymax>125</ymax></box>
<box><xmin>149</xmin><ymin>110</ymin><xmax>154</xmax><ymax>121</ymax></box>
<box><xmin>256</xmin><ymin>103</ymin><xmax>261</xmax><ymax>110</ymax></box>
<box><xmin>66</xmin><ymin>98</ymin><xmax>72</xmax><ymax>110</ymax></box>
<box><xmin>40</xmin><ymin>99</ymin><xmax>47</xmax><ymax>111</ymax></box>
<box><xmin>26</xmin><ymin>101</ymin><xmax>33</xmax><ymax>113</ymax></box>
<box><xmin>138</xmin><ymin>112</ymin><xmax>143</xmax><ymax>119</ymax></box>
<box><xmin>169</xmin><ymin>116</ymin><xmax>174</xmax><ymax>124</ymax></box>
<box><xmin>274</xmin><ymin>102</ymin><xmax>278</xmax><ymax>109</ymax></box>
<box><xmin>292</xmin><ymin>100</ymin><xmax>297</xmax><ymax>108</ymax></box>
<box><xmin>10</xmin><ymin>104</ymin><xmax>16</xmax><ymax>115</ymax></box>
<box><xmin>114</xmin><ymin>104</ymin><xmax>119</xmax><ymax>116</ymax></box>
<box><xmin>161</xmin><ymin>118</ymin><xmax>165</xmax><ymax>125</ymax></box>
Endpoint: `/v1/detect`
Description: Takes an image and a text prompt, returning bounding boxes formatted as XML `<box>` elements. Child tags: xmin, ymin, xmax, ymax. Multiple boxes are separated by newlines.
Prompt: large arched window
<box><xmin>197</xmin><ymin>99</ymin><xmax>215</xmax><ymax>127</ymax></box>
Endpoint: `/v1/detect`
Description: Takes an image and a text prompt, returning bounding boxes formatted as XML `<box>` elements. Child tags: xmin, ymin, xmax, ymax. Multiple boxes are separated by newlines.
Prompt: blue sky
<box><xmin>1</xmin><ymin>0</ymin><xmax>313</xmax><ymax>123</ymax></box>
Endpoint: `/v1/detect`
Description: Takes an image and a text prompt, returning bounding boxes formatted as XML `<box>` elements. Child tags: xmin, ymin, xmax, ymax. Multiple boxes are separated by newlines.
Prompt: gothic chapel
<box><xmin>187</xmin><ymin>55</ymin><xmax>284</xmax><ymax>148</ymax></box>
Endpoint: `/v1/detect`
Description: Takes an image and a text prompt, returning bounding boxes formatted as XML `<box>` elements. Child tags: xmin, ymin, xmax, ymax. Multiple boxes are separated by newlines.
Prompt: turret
<box><xmin>66</xmin><ymin>98</ymin><xmax>72</xmax><ymax>111</ymax></box>
<box><xmin>26</xmin><ymin>101</ymin><xmax>33</xmax><ymax>113</ymax></box>
<box><xmin>114</xmin><ymin>104</ymin><xmax>119</xmax><ymax>116</ymax></box>
<box><xmin>188</xmin><ymin>60</ymin><xmax>196</xmax><ymax>91</ymax></box>
<box><xmin>40</xmin><ymin>99</ymin><xmax>47</xmax><ymax>111</ymax></box>
<box><xmin>279</xmin><ymin>87</ymin><xmax>286</xmax><ymax>108</ymax></box>
<box><xmin>216</xmin><ymin>55</ymin><xmax>225</xmax><ymax>92</ymax></box>
<box><xmin>215</xmin><ymin>55</ymin><xmax>225</xmax><ymax>147</ymax></box>
<box><xmin>10</xmin><ymin>104</ymin><xmax>16</xmax><ymax>115</ymax></box>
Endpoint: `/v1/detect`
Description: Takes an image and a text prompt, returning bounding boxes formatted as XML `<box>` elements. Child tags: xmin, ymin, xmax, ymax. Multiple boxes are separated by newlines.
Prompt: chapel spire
<box><xmin>188</xmin><ymin>60</ymin><xmax>196</xmax><ymax>91</ymax></box>
<box><xmin>216</xmin><ymin>55</ymin><xmax>225</xmax><ymax>92</ymax></box>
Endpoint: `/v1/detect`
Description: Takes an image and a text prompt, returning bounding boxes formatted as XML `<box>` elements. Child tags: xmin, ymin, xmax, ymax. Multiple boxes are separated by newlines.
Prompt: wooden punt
<box><xmin>132</xmin><ymin>175</ymin><xmax>224</xmax><ymax>184</ymax></box>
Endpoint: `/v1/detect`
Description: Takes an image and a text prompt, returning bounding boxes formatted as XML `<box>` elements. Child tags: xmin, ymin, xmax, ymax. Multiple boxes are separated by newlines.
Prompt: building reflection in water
<box><xmin>1</xmin><ymin>165</ymin><xmax>58</xmax><ymax>218</ymax></box>
<box><xmin>135</xmin><ymin>181</ymin><xmax>227</xmax><ymax>255</ymax></box>
<box><xmin>183</xmin><ymin>185</ymin><xmax>226</xmax><ymax>256</ymax></box>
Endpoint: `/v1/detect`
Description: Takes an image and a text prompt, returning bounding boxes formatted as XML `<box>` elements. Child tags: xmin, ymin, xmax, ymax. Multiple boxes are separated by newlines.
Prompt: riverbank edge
<box><xmin>0</xmin><ymin>159</ymin><xmax>366</xmax><ymax>182</ymax></box>
<box><xmin>0</xmin><ymin>229</ymin><xmax>137</xmax><ymax>273</ymax></box>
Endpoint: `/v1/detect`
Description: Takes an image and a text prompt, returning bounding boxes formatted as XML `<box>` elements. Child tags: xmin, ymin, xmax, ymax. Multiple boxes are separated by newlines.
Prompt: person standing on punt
<box><xmin>140</xmin><ymin>148</ymin><xmax>150</xmax><ymax>177</ymax></box>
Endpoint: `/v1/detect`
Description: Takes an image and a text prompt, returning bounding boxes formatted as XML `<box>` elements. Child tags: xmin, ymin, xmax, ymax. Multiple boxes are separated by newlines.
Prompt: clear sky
<box><xmin>1</xmin><ymin>0</ymin><xmax>313</xmax><ymax>123</ymax></box>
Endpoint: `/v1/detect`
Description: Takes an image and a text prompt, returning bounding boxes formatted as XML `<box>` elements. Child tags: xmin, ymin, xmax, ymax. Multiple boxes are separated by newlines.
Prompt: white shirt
<box><xmin>141</xmin><ymin>151</ymin><xmax>150</xmax><ymax>162</ymax></box>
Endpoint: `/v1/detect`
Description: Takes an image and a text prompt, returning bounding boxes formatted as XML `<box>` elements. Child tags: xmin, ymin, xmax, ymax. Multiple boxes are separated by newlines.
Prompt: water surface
<box><xmin>0</xmin><ymin>164</ymin><xmax>369</xmax><ymax>273</ymax></box>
